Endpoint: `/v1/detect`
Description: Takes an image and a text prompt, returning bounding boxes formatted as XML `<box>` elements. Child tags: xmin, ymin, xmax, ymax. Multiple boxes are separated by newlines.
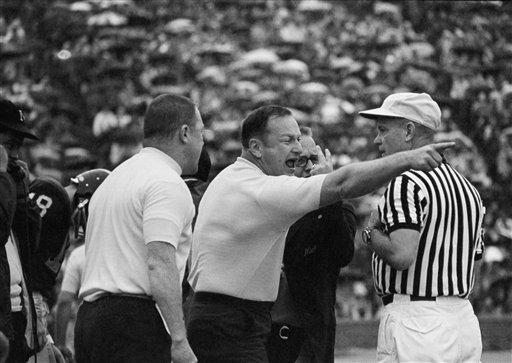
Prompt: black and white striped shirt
<box><xmin>372</xmin><ymin>161</ymin><xmax>485</xmax><ymax>298</ymax></box>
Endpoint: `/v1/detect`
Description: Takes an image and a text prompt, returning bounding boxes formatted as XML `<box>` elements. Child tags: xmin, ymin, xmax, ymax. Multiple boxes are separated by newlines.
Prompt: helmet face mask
<box><xmin>70</xmin><ymin>169</ymin><xmax>110</xmax><ymax>240</ymax></box>
<box><xmin>71</xmin><ymin>197</ymin><xmax>90</xmax><ymax>240</ymax></box>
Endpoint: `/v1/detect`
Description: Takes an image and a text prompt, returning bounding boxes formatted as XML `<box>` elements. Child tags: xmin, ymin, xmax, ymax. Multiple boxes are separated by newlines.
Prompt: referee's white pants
<box><xmin>376</xmin><ymin>294</ymin><xmax>482</xmax><ymax>363</ymax></box>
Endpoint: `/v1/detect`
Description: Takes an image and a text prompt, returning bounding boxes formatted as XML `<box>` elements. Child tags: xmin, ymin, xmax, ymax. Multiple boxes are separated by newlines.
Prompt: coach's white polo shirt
<box><xmin>79</xmin><ymin>147</ymin><xmax>194</xmax><ymax>302</ymax></box>
<box><xmin>188</xmin><ymin>157</ymin><xmax>326</xmax><ymax>302</ymax></box>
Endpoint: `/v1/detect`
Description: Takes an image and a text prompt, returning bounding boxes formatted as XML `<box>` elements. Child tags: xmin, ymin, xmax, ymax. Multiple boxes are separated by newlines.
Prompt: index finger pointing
<box><xmin>432</xmin><ymin>141</ymin><xmax>456</xmax><ymax>151</ymax></box>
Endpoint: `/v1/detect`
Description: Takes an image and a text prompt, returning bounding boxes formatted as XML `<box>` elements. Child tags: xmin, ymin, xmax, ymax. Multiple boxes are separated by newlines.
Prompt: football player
<box><xmin>54</xmin><ymin>169</ymin><xmax>110</xmax><ymax>362</ymax></box>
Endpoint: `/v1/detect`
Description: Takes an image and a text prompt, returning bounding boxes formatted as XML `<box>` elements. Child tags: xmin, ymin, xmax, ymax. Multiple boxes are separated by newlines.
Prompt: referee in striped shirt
<box><xmin>359</xmin><ymin>93</ymin><xmax>485</xmax><ymax>363</ymax></box>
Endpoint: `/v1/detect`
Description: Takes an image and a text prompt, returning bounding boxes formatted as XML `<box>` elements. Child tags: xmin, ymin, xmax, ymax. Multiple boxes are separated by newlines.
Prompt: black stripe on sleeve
<box><xmin>386</xmin><ymin>176</ymin><xmax>421</xmax><ymax>233</ymax></box>
<box><xmin>413</xmin><ymin>184</ymin><xmax>423</xmax><ymax>226</ymax></box>
<box><xmin>388</xmin><ymin>178</ymin><xmax>400</xmax><ymax>227</ymax></box>
<box><xmin>401</xmin><ymin>176</ymin><xmax>412</xmax><ymax>225</ymax></box>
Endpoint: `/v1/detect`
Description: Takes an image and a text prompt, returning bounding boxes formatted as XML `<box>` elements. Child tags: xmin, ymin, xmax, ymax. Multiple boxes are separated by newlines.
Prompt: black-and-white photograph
<box><xmin>0</xmin><ymin>1</ymin><xmax>511</xmax><ymax>362</ymax></box>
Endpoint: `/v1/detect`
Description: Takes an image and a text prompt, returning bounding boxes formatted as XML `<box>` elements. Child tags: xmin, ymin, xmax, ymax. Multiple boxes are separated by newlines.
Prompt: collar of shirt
<box><xmin>140</xmin><ymin>147</ymin><xmax>182</xmax><ymax>175</ymax></box>
<box><xmin>236</xmin><ymin>156</ymin><xmax>264</xmax><ymax>174</ymax></box>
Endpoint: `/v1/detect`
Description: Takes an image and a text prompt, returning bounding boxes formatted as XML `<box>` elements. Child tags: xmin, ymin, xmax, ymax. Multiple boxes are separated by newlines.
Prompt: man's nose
<box><xmin>292</xmin><ymin>140</ymin><xmax>303</xmax><ymax>154</ymax></box>
<box><xmin>374</xmin><ymin>135</ymin><xmax>381</xmax><ymax>145</ymax></box>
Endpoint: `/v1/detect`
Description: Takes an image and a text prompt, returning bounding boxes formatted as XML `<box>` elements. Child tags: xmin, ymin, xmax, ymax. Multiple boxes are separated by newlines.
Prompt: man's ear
<box><xmin>248</xmin><ymin>138</ymin><xmax>263</xmax><ymax>158</ymax></box>
<box><xmin>405</xmin><ymin>122</ymin><xmax>415</xmax><ymax>142</ymax></box>
<box><xmin>179</xmin><ymin>124</ymin><xmax>190</xmax><ymax>144</ymax></box>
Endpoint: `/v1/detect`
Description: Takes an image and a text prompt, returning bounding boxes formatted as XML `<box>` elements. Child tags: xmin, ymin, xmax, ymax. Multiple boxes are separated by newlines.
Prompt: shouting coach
<box><xmin>187</xmin><ymin>105</ymin><xmax>454</xmax><ymax>362</ymax></box>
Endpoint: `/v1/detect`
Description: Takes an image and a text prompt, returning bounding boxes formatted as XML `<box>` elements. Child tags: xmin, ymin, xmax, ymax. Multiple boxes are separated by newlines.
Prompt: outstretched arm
<box><xmin>316</xmin><ymin>142</ymin><xmax>454</xmax><ymax>206</ymax></box>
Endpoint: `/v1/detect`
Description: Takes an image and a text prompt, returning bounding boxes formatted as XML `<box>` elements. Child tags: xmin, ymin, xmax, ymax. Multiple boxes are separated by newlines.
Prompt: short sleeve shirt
<box><xmin>378</xmin><ymin>174</ymin><xmax>427</xmax><ymax>234</ymax></box>
<box><xmin>79</xmin><ymin>148</ymin><xmax>195</xmax><ymax>302</ymax></box>
<box><xmin>188</xmin><ymin>157</ymin><xmax>326</xmax><ymax>301</ymax></box>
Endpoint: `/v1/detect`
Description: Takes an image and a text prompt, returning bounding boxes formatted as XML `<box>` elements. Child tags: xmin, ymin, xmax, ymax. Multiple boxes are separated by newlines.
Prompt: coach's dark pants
<box><xmin>187</xmin><ymin>292</ymin><xmax>272</xmax><ymax>363</ymax></box>
<box><xmin>74</xmin><ymin>295</ymin><xmax>171</xmax><ymax>363</ymax></box>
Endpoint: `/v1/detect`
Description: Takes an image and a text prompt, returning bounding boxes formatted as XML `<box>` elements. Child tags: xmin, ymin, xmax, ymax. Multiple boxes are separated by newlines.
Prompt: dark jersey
<box><xmin>29</xmin><ymin>177</ymin><xmax>72</xmax><ymax>304</ymax></box>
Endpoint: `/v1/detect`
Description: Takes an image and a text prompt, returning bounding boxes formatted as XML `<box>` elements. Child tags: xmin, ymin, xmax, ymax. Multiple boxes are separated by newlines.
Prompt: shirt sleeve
<box><xmin>378</xmin><ymin>175</ymin><xmax>427</xmax><ymax>233</ymax></box>
<box><xmin>143</xmin><ymin>180</ymin><xmax>194</xmax><ymax>247</ymax></box>
<box><xmin>256</xmin><ymin>174</ymin><xmax>326</xmax><ymax>226</ymax></box>
<box><xmin>60</xmin><ymin>247</ymin><xmax>82</xmax><ymax>295</ymax></box>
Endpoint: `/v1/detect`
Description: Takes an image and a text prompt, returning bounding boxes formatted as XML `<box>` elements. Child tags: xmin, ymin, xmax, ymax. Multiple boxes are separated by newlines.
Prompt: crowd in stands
<box><xmin>1</xmin><ymin>0</ymin><xmax>511</xmax><ymax>319</ymax></box>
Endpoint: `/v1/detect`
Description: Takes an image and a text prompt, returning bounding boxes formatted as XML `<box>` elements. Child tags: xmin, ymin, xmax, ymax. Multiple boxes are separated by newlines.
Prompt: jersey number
<box><xmin>28</xmin><ymin>193</ymin><xmax>53</xmax><ymax>218</ymax></box>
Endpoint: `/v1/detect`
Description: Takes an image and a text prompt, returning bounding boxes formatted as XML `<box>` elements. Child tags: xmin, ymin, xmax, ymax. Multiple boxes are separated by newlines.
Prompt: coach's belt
<box><xmin>382</xmin><ymin>294</ymin><xmax>436</xmax><ymax>306</ymax></box>
<box><xmin>194</xmin><ymin>291</ymin><xmax>273</xmax><ymax>310</ymax></box>
<box><xmin>95</xmin><ymin>292</ymin><xmax>154</xmax><ymax>302</ymax></box>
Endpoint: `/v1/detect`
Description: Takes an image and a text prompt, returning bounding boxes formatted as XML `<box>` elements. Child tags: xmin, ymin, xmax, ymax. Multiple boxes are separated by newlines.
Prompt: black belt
<box><xmin>382</xmin><ymin>294</ymin><xmax>436</xmax><ymax>306</ymax></box>
<box><xmin>194</xmin><ymin>291</ymin><xmax>273</xmax><ymax>310</ymax></box>
<box><xmin>94</xmin><ymin>292</ymin><xmax>154</xmax><ymax>302</ymax></box>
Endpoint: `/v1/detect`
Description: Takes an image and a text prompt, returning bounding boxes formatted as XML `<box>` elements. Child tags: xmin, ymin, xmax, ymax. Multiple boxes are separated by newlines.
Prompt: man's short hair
<box><xmin>241</xmin><ymin>105</ymin><xmax>292</xmax><ymax>148</ymax></box>
<box><xmin>299</xmin><ymin>126</ymin><xmax>312</xmax><ymax>137</ymax></box>
<box><xmin>144</xmin><ymin>94</ymin><xmax>197</xmax><ymax>139</ymax></box>
<box><xmin>414</xmin><ymin>122</ymin><xmax>436</xmax><ymax>139</ymax></box>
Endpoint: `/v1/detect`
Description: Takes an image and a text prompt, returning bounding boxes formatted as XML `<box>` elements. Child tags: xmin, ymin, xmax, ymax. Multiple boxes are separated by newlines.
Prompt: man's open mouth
<box><xmin>285</xmin><ymin>159</ymin><xmax>296</xmax><ymax>168</ymax></box>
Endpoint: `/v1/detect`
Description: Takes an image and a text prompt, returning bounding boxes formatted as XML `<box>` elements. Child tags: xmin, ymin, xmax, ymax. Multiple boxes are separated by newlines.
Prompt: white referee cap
<box><xmin>359</xmin><ymin>92</ymin><xmax>442</xmax><ymax>130</ymax></box>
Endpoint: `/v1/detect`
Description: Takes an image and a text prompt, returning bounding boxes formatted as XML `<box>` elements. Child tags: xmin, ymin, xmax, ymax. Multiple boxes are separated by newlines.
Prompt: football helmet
<box><xmin>70</xmin><ymin>168</ymin><xmax>110</xmax><ymax>239</ymax></box>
